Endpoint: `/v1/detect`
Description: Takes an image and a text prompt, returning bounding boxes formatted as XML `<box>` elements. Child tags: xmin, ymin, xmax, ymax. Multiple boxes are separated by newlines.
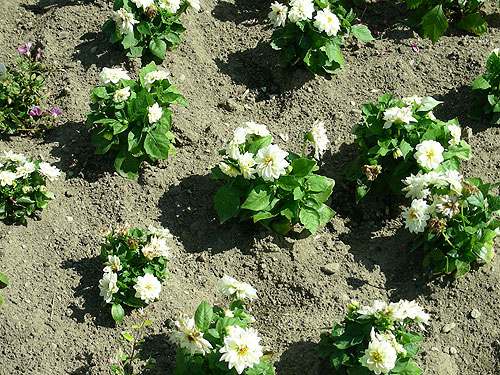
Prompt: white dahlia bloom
<box><xmin>238</xmin><ymin>152</ymin><xmax>257</xmax><ymax>180</ymax></box>
<box><xmin>268</xmin><ymin>2</ymin><xmax>288</xmax><ymax>27</ymax></box>
<box><xmin>186</xmin><ymin>0</ymin><xmax>201</xmax><ymax>12</ymax></box>
<box><xmin>219</xmin><ymin>161</ymin><xmax>241</xmax><ymax>177</ymax></box>
<box><xmin>444</xmin><ymin>169</ymin><xmax>463</xmax><ymax>194</ymax></box>
<box><xmin>414</xmin><ymin>140</ymin><xmax>444</xmax><ymax>170</ymax></box>
<box><xmin>99</xmin><ymin>67</ymin><xmax>130</xmax><ymax>85</ymax></box>
<box><xmin>142</xmin><ymin>236</ymin><xmax>170</xmax><ymax>260</ymax></box>
<box><xmin>217</xmin><ymin>275</ymin><xmax>258</xmax><ymax>301</ymax></box>
<box><xmin>288</xmin><ymin>0</ymin><xmax>314</xmax><ymax>23</ymax></box>
<box><xmin>255</xmin><ymin>144</ymin><xmax>289</xmax><ymax>181</ymax></box>
<box><xmin>233</xmin><ymin>127</ymin><xmax>250</xmax><ymax>144</ymax></box>
<box><xmin>448</xmin><ymin>124</ymin><xmax>461</xmax><ymax>146</ymax></box>
<box><xmin>144</xmin><ymin>70</ymin><xmax>170</xmax><ymax>86</ymax></box>
<box><xmin>148</xmin><ymin>103</ymin><xmax>163</xmax><ymax>123</ymax></box>
<box><xmin>382</xmin><ymin>106</ymin><xmax>417</xmax><ymax>129</ymax></box>
<box><xmin>402</xmin><ymin>96</ymin><xmax>423</xmax><ymax>107</ymax></box>
<box><xmin>403</xmin><ymin>199</ymin><xmax>430</xmax><ymax>234</ymax></box>
<box><xmin>111</xmin><ymin>8</ymin><xmax>139</xmax><ymax>35</ymax></box>
<box><xmin>38</xmin><ymin>162</ymin><xmax>61</xmax><ymax>181</ymax></box>
<box><xmin>360</xmin><ymin>340</ymin><xmax>397</xmax><ymax>374</ymax></box>
<box><xmin>219</xmin><ymin>326</ymin><xmax>264</xmax><ymax>374</ymax></box>
<box><xmin>131</xmin><ymin>0</ymin><xmax>154</xmax><ymax>9</ymax></box>
<box><xmin>16</xmin><ymin>161</ymin><xmax>36</xmax><ymax>178</ymax></box>
<box><xmin>310</xmin><ymin>119</ymin><xmax>329</xmax><ymax>159</ymax></box>
<box><xmin>113</xmin><ymin>86</ymin><xmax>131</xmax><ymax>103</ymax></box>
<box><xmin>226</xmin><ymin>140</ymin><xmax>242</xmax><ymax>160</ymax></box>
<box><xmin>245</xmin><ymin>121</ymin><xmax>271</xmax><ymax>142</ymax></box>
<box><xmin>0</xmin><ymin>170</ymin><xmax>18</xmax><ymax>186</ymax></box>
<box><xmin>134</xmin><ymin>273</ymin><xmax>162</xmax><ymax>303</ymax></box>
<box><xmin>103</xmin><ymin>255</ymin><xmax>123</xmax><ymax>273</ymax></box>
<box><xmin>99</xmin><ymin>272</ymin><xmax>119</xmax><ymax>303</ymax></box>
<box><xmin>1</xmin><ymin>150</ymin><xmax>26</xmax><ymax>164</ymax></box>
<box><xmin>313</xmin><ymin>8</ymin><xmax>341</xmax><ymax>36</ymax></box>
<box><xmin>401</xmin><ymin>172</ymin><xmax>429</xmax><ymax>199</ymax></box>
<box><xmin>158</xmin><ymin>0</ymin><xmax>182</xmax><ymax>13</ymax></box>
<box><xmin>169</xmin><ymin>312</ymin><xmax>213</xmax><ymax>355</ymax></box>
<box><xmin>147</xmin><ymin>224</ymin><xmax>173</xmax><ymax>238</ymax></box>
<box><xmin>423</xmin><ymin>170</ymin><xmax>446</xmax><ymax>187</ymax></box>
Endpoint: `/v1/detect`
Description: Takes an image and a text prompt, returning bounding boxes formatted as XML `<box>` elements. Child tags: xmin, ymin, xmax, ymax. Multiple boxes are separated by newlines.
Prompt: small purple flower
<box><xmin>36</xmin><ymin>52</ymin><xmax>41</xmax><ymax>59</ymax></box>
<box><xmin>18</xmin><ymin>42</ymin><xmax>32</xmax><ymax>55</ymax></box>
<box><xmin>29</xmin><ymin>105</ymin><xmax>42</xmax><ymax>117</ymax></box>
<box><xmin>411</xmin><ymin>43</ymin><xmax>420</xmax><ymax>52</ymax></box>
<box><xmin>48</xmin><ymin>107</ymin><xmax>62</xmax><ymax>118</ymax></box>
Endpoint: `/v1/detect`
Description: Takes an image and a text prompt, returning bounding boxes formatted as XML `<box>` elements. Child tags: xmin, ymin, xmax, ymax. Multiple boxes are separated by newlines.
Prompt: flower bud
<box><xmin>393</xmin><ymin>148</ymin><xmax>403</xmax><ymax>159</ymax></box>
<box><xmin>39</xmin><ymin>185</ymin><xmax>47</xmax><ymax>192</ymax></box>
<box><xmin>348</xmin><ymin>300</ymin><xmax>359</xmax><ymax>312</ymax></box>
<box><xmin>22</xmin><ymin>186</ymin><xmax>33</xmax><ymax>194</ymax></box>
<box><xmin>145</xmin><ymin>5</ymin><xmax>158</xmax><ymax>21</ymax></box>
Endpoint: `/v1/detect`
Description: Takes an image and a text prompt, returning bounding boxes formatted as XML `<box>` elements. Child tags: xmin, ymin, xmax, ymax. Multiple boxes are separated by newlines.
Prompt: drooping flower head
<box><xmin>268</xmin><ymin>2</ymin><xmax>288</xmax><ymax>27</ymax></box>
<box><xmin>148</xmin><ymin>102</ymin><xmax>163</xmax><ymax>123</ymax></box>
<box><xmin>111</xmin><ymin>8</ymin><xmax>139</xmax><ymax>35</ymax></box>
<box><xmin>1</xmin><ymin>151</ymin><xmax>26</xmax><ymax>164</ymax></box>
<box><xmin>134</xmin><ymin>273</ymin><xmax>162</xmax><ymax>303</ymax></box>
<box><xmin>29</xmin><ymin>106</ymin><xmax>42</xmax><ymax>117</ymax></box>
<box><xmin>313</xmin><ymin>8</ymin><xmax>341</xmax><ymax>37</ymax></box>
<box><xmin>444</xmin><ymin>169</ymin><xmax>463</xmax><ymax>194</ymax></box>
<box><xmin>401</xmin><ymin>172</ymin><xmax>429</xmax><ymax>199</ymax></box>
<box><xmin>169</xmin><ymin>312</ymin><xmax>213</xmax><ymax>355</ymax></box>
<box><xmin>254</xmin><ymin>144</ymin><xmax>289</xmax><ymax>181</ymax></box>
<box><xmin>99</xmin><ymin>272</ymin><xmax>119</xmax><ymax>303</ymax></box>
<box><xmin>309</xmin><ymin>119</ymin><xmax>329</xmax><ymax>159</ymax></box>
<box><xmin>414</xmin><ymin>140</ymin><xmax>444</xmax><ymax>170</ymax></box>
<box><xmin>147</xmin><ymin>224</ymin><xmax>173</xmax><ymax>238</ymax></box>
<box><xmin>403</xmin><ymin>198</ymin><xmax>430</xmax><ymax>234</ymax></box>
<box><xmin>219</xmin><ymin>326</ymin><xmax>264</xmax><ymax>374</ymax></box>
<box><xmin>217</xmin><ymin>275</ymin><xmax>258</xmax><ymax>301</ymax></box>
<box><xmin>245</xmin><ymin>121</ymin><xmax>271</xmax><ymax>143</ymax></box>
<box><xmin>99</xmin><ymin>67</ymin><xmax>131</xmax><ymax>85</ymax></box>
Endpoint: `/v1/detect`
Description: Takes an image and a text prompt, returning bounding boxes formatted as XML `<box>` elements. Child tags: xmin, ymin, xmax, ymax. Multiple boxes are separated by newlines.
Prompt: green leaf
<box><xmin>137</xmin><ymin>21</ymin><xmax>152</xmax><ymax>35</ymax></box>
<box><xmin>417</xmin><ymin>96</ymin><xmax>442</xmax><ymax>112</ymax></box>
<box><xmin>122</xmin><ymin>332</ymin><xmax>134</xmax><ymax>342</ymax></box>
<box><xmin>122</xmin><ymin>32</ymin><xmax>138</xmax><ymax>49</ymax></box>
<box><xmin>112</xmin><ymin>303</ymin><xmax>125</xmax><ymax>323</ymax></box>
<box><xmin>241</xmin><ymin>185</ymin><xmax>273</xmax><ymax>211</ymax></box>
<box><xmin>214</xmin><ymin>184</ymin><xmax>240</xmax><ymax>223</ymax></box>
<box><xmin>457</xmin><ymin>13</ymin><xmax>488</xmax><ymax>35</ymax></box>
<box><xmin>351</xmin><ymin>24</ymin><xmax>374</xmax><ymax>41</ymax></box>
<box><xmin>421</xmin><ymin>5</ymin><xmax>448</xmax><ymax>44</ymax></box>
<box><xmin>299</xmin><ymin>206</ymin><xmax>321</xmax><ymax>233</ymax></box>
<box><xmin>317</xmin><ymin>203</ymin><xmax>335</xmax><ymax>227</ymax></box>
<box><xmin>139</xmin><ymin>62</ymin><xmax>158</xmax><ymax>85</ymax></box>
<box><xmin>92</xmin><ymin>86</ymin><xmax>109</xmax><ymax>99</ymax></box>
<box><xmin>0</xmin><ymin>295</ymin><xmax>3</xmax><ymax>308</ymax></box>
<box><xmin>144</xmin><ymin>130</ymin><xmax>171</xmax><ymax>159</ymax></box>
<box><xmin>149</xmin><ymin>38</ymin><xmax>167</xmax><ymax>59</ymax></box>
<box><xmin>194</xmin><ymin>301</ymin><xmax>213</xmax><ymax>332</ymax></box>
<box><xmin>277</xmin><ymin>175</ymin><xmax>300</xmax><ymax>191</ymax></box>
<box><xmin>454</xmin><ymin>259</ymin><xmax>470</xmax><ymax>278</ymax></box>
<box><xmin>248</xmin><ymin>136</ymin><xmax>272</xmax><ymax>154</ymax></box>
<box><xmin>472</xmin><ymin>76</ymin><xmax>491</xmax><ymax>90</ymax></box>
<box><xmin>0</xmin><ymin>272</ymin><xmax>8</xmax><ymax>288</ymax></box>
<box><xmin>114</xmin><ymin>149</ymin><xmax>140</xmax><ymax>179</ymax></box>
<box><xmin>127</xmin><ymin>126</ymin><xmax>142</xmax><ymax>153</ymax></box>
<box><xmin>306</xmin><ymin>175</ymin><xmax>334</xmax><ymax>192</ymax></box>
<box><xmin>291</xmin><ymin>158</ymin><xmax>317</xmax><ymax>178</ymax></box>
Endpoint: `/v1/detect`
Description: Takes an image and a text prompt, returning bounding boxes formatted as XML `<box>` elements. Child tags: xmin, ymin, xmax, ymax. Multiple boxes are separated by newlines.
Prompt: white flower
<box><xmin>288</xmin><ymin>0</ymin><xmax>314</xmax><ymax>23</ymax></box>
<box><xmin>370</xmin><ymin>328</ymin><xmax>407</xmax><ymax>356</ymax></box>
<box><xmin>426</xmin><ymin>111</ymin><xmax>436</xmax><ymax>120</ymax></box>
<box><xmin>169</xmin><ymin>312</ymin><xmax>213</xmax><ymax>355</ymax></box>
<box><xmin>310</xmin><ymin>119</ymin><xmax>329</xmax><ymax>159</ymax></box>
<box><xmin>219</xmin><ymin>326</ymin><xmax>263</xmax><ymax>374</ymax></box>
<box><xmin>144</xmin><ymin>70</ymin><xmax>170</xmax><ymax>86</ymax></box>
<box><xmin>356</xmin><ymin>304</ymin><xmax>376</xmax><ymax>319</ymax></box>
<box><xmin>111</xmin><ymin>8</ymin><xmax>139</xmax><ymax>35</ymax></box>
<box><xmin>186</xmin><ymin>0</ymin><xmax>201</xmax><ymax>12</ymax></box>
<box><xmin>131</xmin><ymin>0</ymin><xmax>154</xmax><ymax>9</ymax></box>
<box><xmin>435</xmin><ymin>194</ymin><xmax>460</xmax><ymax>217</ymax></box>
<box><xmin>217</xmin><ymin>275</ymin><xmax>258</xmax><ymax>300</ymax></box>
<box><xmin>0</xmin><ymin>170</ymin><xmax>18</xmax><ymax>186</ymax></box>
<box><xmin>492</xmin><ymin>48</ymin><xmax>499</xmax><ymax>56</ymax></box>
<box><xmin>448</xmin><ymin>124</ymin><xmax>461</xmax><ymax>146</ymax></box>
<box><xmin>141</xmin><ymin>236</ymin><xmax>170</xmax><ymax>260</ymax></box>
<box><xmin>238</xmin><ymin>152</ymin><xmax>257</xmax><ymax>180</ymax></box>
<box><xmin>382</xmin><ymin>106</ymin><xmax>417</xmax><ymax>129</ymax></box>
<box><xmin>444</xmin><ymin>169</ymin><xmax>463</xmax><ymax>194</ymax></box>
<box><xmin>103</xmin><ymin>255</ymin><xmax>123</xmax><ymax>273</ymax></box>
<box><xmin>38</xmin><ymin>162</ymin><xmax>61</xmax><ymax>181</ymax></box>
<box><xmin>226</xmin><ymin>141</ymin><xmax>242</xmax><ymax>160</ymax></box>
<box><xmin>394</xmin><ymin>300</ymin><xmax>430</xmax><ymax>330</ymax></box>
<box><xmin>113</xmin><ymin>86</ymin><xmax>131</xmax><ymax>103</ymax></box>
<box><xmin>401</xmin><ymin>172</ymin><xmax>429</xmax><ymax>199</ymax></box>
<box><xmin>313</xmin><ymin>8</ymin><xmax>341</xmax><ymax>36</ymax></box>
<box><xmin>403</xmin><ymin>199</ymin><xmax>430</xmax><ymax>234</ymax></box>
<box><xmin>147</xmin><ymin>224</ymin><xmax>173</xmax><ymax>238</ymax></box>
<box><xmin>16</xmin><ymin>161</ymin><xmax>35</xmax><ymax>178</ymax></box>
<box><xmin>268</xmin><ymin>2</ymin><xmax>288</xmax><ymax>27</ymax></box>
<box><xmin>225</xmin><ymin>310</ymin><xmax>235</xmax><ymax>317</ymax></box>
<box><xmin>402</xmin><ymin>96</ymin><xmax>423</xmax><ymax>107</ymax></box>
<box><xmin>99</xmin><ymin>272</ymin><xmax>119</xmax><ymax>304</ymax></box>
<box><xmin>219</xmin><ymin>162</ymin><xmax>241</xmax><ymax>178</ymax></box>
<box><xmin>148</xmin><ymin>103</ymin><xmax>163</xmax><ymax>123</ymax></box>
<box><xmin>233</xmin><ymin>127</ymin><xmax>250</xmax><ymax>144</ymax></box>
<box><xmin>134</xmin><ymin>273</ymin><xmax>162</xmax><ymax>303</ymax></box>
<box><xmin>99</xmin><ymin>67</ymin><xmax>130</xmax><ymax>84</ymax></box>
<box><xmin>360</xmin><ymin>340</ymin><xmax>397</xmax><ymax>374</ymax></box>
<box><xmin>158</xmin><ymin>0</ymin><xmax>182</xmax><ymax>13</ymax></box>
<box><xmin>245</xmin><ymin>121</ymin><xmax>271</xmax><ymax>142</ymax></box>
<box><xmin>255</xmin><ymin>144</ymin><xmax>289</xmax><ymax>181</ymax></box>
<box><xmin>1</xmin><ymin>150</ymin><xmax>26</xmax><ymax>164</ymax></box>
<box><xmin>423</xmin><ymin>170</ymin><xmax>446</xmax><ymax>187</ymax></box>
<box><xmin>414</xmin><ymin>140</ymin><xmax>444</xmax><ymax>170</ymax></box>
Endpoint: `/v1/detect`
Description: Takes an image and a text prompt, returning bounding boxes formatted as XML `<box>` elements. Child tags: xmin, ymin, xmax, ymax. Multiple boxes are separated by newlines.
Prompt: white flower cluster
<box><xmin>268</xmin><ymin>1</ymin><xmax>341</xmax><ymax>37</ymax></box>
<box><xmin>216</xmin><ymin>274</ymin><xmax>258</xmax><ymax>301</ymax></box>
<box><xmin>0</xmin><ymin>151</ymin><xmax>61</xmax><ymax>187</ymax></box>
<box><xmin>310</xmin><ymin>120</ymin><xmax>329</xmax><ymax>159</ymax></box>
<box><xmin>383</xmin><ymin>96</ymin><xmax>442</xmax><ymax>130</ymax></box>
<box><xmin>99</xmin><ymin>67</ymin><xmax>131</xmax><ymax>85</ymax></box>
<box><xmin>402</xmin><ymin>169</ymin><xmax>464</xmax><ymax>233</ymax></box>
<box><xmin>112</xmin><ymin>8</ymin><xmax>139</xmax><ymax>35</ymax></box>
<box><xmin>220</xmin><ymin>122</ymin><xmax>290</xmax><ymax>182</ymax></box>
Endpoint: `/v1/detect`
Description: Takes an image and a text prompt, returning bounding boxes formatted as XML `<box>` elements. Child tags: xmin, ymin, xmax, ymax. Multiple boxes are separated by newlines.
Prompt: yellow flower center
<box><xmin>238</xmin><ymin>346</ymin><xmax>249</xmax><ymax>356</ymax></box>
<box><xmin>426</xmin><ymin>150</ymin><xmax>434</xmax><ymax>158</ymax></box>
<box><xmin>409</xmin><ymin>210</ymin><xmax>416</xmax><ymax>219</ymax></box>
<box><xmin>371</xmin><ymin>351</ymin><xmax>382</xmax><ymax>362</ymax></box>
<box><xmin>264</xmin><ymin>157</ymin><xmax>273</xmax><ymax>165</ymax></box>
<box><xmin>145</xmin><ymin>285</ymin><xmax>152</xmax><ymax>290</ymax></box>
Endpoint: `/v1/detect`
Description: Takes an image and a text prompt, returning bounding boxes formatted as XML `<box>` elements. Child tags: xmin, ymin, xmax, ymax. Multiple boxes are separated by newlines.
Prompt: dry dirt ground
<box><xmin>1</xmin><ymin>0</ymin><xmax>500</xmax><ymax>374</ymax></box>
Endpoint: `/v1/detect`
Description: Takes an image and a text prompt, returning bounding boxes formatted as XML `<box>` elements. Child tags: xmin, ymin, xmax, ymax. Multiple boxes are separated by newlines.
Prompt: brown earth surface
<box><xmin>1</xmin><ymin>0</ymin><xmax>500</xmax><ymax>374</ymax></box>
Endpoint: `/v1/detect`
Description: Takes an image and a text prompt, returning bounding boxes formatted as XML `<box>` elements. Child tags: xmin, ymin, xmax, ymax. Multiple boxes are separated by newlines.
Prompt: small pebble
<box><xmin>442</xmin><ymin>322</ymin><xmax>456</xmax><ymax>333</ymax></box>
<box><xmin>470</xmin><ymin>308</ymin><xmax>481</xmax><ymax>319</ymax></box>
<box><xmin>66</xmin><ymin>216</ymin><xmax>73</xmax><ymax>222</ymax></box>
<box><xmin>307</xmin><ymin>87</ymin><xmax>313</xmax><ymax>93</ymax></box>
<box><xmin>449</xmin><ymin>347</ymin><xmax>458</xmax><ymax>355</ymax></box>
<box><xmin>321</xmin><ymin>263</ymin><xmax>340</xmax><ymax>275</ymax></box>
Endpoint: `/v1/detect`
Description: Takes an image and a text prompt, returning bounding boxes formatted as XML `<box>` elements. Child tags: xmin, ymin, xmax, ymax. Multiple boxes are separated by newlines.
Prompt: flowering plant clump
<box><xmin>405</xmin><ymin>0</ymin><xmax>488</xmax><ymax>43</ymax></box>
<box><xmin>170</xmin><ymin>275</ymin><xmax>275</xmax><ymax>375</ymax></box>
<box><xmin>346</xmin><ymin>94</ymin><xmax>471</xmax><ymax>203</ymax></box>
<box><xmin>86</xmin><ymin>62</ymin><xmax>188</xmax><ymax>178</ymax></box>
<box><xmin>319</xmin><ymin>299</ymin><xmax>429</xmax><ymax>375</ymax></box>
<box><xmin>0</xmin><ymin>43</ymin><xmax>61</xmax><ymax>134</ymax></box>
<box><xmin>99</xmin><ymin>223</ymin><xmax>172</xmax><ymax>323</ymax></box>
<box><xmin>268</xmin><ymin>0</ymin><xmax>373</xmax><ymax>75</ymax></box>
<box><xmin>103</xmin><ymin>0</ymin><xmax>200</xmax><ymax>59</ymax></box>
<box><xmin>403</xmin><ymin>172</ymin><xmax>500</xmax><ymax>278</ymax></box>
<box><xmin>0</xmin><ymin>151</ymin><xmax>60</xmax><ymax>224</ymax></box>
<box><xmin>211</xmin><ymin>120</ymin><xmax>335</xmax><ymax>235</ymax></box>
<box><xmin>469</xmin><ymin>48</ymin><xmax>500</xmax><ymax>125</ymax></box>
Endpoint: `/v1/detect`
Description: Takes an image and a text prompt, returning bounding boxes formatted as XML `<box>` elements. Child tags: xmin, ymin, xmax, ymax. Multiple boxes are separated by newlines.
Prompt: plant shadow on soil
<box><xmin>62</xmin><ymin>255</ymin><xmax>117</xmax><ymax>328</ymax></box>
<box><xmin>68</xmin><ymin>353</ymin><xmax>95</xmax><ymax>375</ymax></box>
<box><xmin>74</xmin><ymin>32</ymin><xmax>129</xmax><ymax>71</ymax></box>
<box><xmin>21</xmin><ymin>0</ymin><xmax>103</xmax><ymax>14</ymax></box>
<box><xmin>212</xmin><ymin>0</ymin><xmax>270</xmax><ymax>25</ymax></box>
<box><xmin>274</xmin><ymin>340</ymin><xmax>322</xmax><ymax>375</ymax></box>
<box><xmin>139</xmin><ymin>333</ymin><xmax>176</xmax><ymax>374</ymax></box>
<box><xmin>44</xmin><ymin>121</ymin><xmax>117</xmax><ymax>182</ymax></box>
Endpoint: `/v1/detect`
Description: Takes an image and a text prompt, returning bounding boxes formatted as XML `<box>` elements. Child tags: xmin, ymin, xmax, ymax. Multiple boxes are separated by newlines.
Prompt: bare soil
<box><xmin>1</xmin><ymin>0</ymin><xmax>500</xmax><ymax>374</ymax></box>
